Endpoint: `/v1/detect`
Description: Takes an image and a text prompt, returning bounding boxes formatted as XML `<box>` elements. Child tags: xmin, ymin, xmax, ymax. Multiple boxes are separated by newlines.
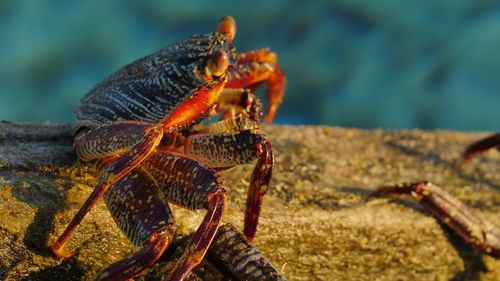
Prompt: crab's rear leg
<box><xmin>463</xmin><ymin>133</ymin><xmax>500</xmax><ymax>162</ymax></box>
<box><xmin>184</xmin><ymin>130</ymin><xmax>273</xmax><ymax>241</ymax></box>
<box><xmin>226</xmin><ymin>48</ymin><xmax>286</xmax><ymax>123</ymax></box>
<box><xmin>52</xmin><ymin>122</ymin><xmax>163</xmax><ymax>258</ymax></box>
<box><xmin>370</xmin><ymin>181</ymin><xmax>500</xmax><ymax>257</ymax></box>
<box><xmin>93</xmin><ymin>169</ymin><xmax>175</xmax><ymax>280</ymax></box>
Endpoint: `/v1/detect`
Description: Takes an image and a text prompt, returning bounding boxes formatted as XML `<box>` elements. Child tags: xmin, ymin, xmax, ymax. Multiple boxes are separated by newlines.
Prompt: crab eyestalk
<box><xmin>205</xmin><ymin>49</ymin><xmax>230</xmax><ymax>79</ymax></box>
<box><xmin>218</xmin><ymin>16</ymin><xmax>237</xmax><ymax>45</ymax></box>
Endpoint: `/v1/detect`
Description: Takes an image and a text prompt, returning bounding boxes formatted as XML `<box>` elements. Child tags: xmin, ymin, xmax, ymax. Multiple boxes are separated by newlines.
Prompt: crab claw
<box><xmin>265</xmin><ymin>64</ymin><xmax>285</xmax><ymax>124</ymax></box>
<box><xmin>226</xmin><ymin>48</ymin><xmax>286</xmax><ymax>124</ymax></box>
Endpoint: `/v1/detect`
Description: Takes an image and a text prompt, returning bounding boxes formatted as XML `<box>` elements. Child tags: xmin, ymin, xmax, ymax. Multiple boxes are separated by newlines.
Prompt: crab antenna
<box><xmin>218</xmin><ymin>15</ymin><xmax>237</xmax><ymax>44</ymax></box>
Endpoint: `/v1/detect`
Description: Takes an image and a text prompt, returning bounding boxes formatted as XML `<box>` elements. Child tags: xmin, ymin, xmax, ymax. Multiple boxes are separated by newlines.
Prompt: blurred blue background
<box><xmin>0</xmin><ymin>1</ymin><xmax>499</xmax><ymax>130</ymax></box>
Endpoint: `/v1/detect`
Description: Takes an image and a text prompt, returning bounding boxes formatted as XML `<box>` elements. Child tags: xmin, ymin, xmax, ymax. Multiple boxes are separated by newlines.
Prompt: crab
<box><xmin>50</xmin><ymin>15</ymin><xmax>285</xmax><ymax>281</ymax></box>
<box><xmin>370</xmin><ymin>181</ymin><xmax>500</xmax><ymax>258</ymax></box>
<box><xmin>369</xmin><ymin>136</ymin><xmax>500</xmax><ymax>259</ymax></box>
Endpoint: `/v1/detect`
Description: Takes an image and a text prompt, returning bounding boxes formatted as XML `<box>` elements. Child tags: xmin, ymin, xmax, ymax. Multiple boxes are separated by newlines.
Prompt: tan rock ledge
<box><xmin>0</xmin><ymin>121</ymin><xmax>499</xmax><ymax>281</ymax></box>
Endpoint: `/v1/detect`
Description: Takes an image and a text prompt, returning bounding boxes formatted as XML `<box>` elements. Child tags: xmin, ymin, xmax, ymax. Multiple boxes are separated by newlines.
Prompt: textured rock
<box><xmin>0</xmin><ymin>121</ymin><xmax>499</xmax><ymax>280</ymax></box>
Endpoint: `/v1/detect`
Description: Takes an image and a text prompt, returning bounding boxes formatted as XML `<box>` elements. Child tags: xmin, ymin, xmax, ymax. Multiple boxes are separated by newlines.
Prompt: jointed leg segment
<box><xmin>52</xmin><ymin>125</ymin><xmax>163</xmax><ymax>259</ymax></box>
<box><xmin>371</xmin><ymin>181</ymin><xmax>500</xmax><ymax>257</ymax></box>
<box><xmin>244</xmin><ymin>140</ymin><xmax>273</xmax><ymax>241</ymax></box>
<box><xmin>184</xmin><ymin>129</ymin><xmax>274</xmax><ymax>241</ymax></box>
<box><xmin>463</xmin><ymin>133</ymin><xmax>500</xmax><ymax>162</ymax></box>
<box><xmin>142</xmin><ymin>151</ymin><xmax>227</xmax><ymax>281</ymax></box>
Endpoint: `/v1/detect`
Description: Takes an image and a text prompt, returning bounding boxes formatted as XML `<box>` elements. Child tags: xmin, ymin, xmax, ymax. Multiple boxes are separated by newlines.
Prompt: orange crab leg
<box><xmin>226</xmin><ymin>48</ymin><xmax>286</xmax><ymax>123</ymax></box>
<box><xmin>237</xmin><ymin>48</ymin><xmax>278</xmax><ymax>63</ymax></box>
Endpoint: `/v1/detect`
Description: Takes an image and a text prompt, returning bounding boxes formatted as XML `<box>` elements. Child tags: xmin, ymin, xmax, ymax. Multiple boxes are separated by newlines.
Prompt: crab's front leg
<box><xmin>463</xmin><ymin>133</ymin><xmax>500</xmax><ymax>162</ymax></box>
<box><xmin>184</xmin><ymin>126</ymin><xmax>273</xmax><ymax>241</ymax></box>
<box><xmin>226</xmin><ymin>48</ymin><xmax>286</xmax><ymax>123</ymax></box>
<box><xmin>370</xmin><ymin>181</ymin><xmax>500</xmax><ymax>258</ymax></box>
<box><xmin>52</xmin><ymin>122</ymin><xmax>163</xmax><ymax>258</ymax></box>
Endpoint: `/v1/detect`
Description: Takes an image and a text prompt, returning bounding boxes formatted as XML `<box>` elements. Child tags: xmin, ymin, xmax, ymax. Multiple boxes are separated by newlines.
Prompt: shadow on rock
<box><xmin>10</xmin><ymin>169</ymin><xmax>70</xmax><ymax>257</ymax></box>
<box><xmin>22</xmin><ymin>257</ymin><xmax>85</xmax><ymax>281</ymax></box>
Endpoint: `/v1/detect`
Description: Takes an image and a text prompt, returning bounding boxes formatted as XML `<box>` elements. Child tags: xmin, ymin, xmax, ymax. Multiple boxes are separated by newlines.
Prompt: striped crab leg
<box><xmin>140</xmin><ymin>151</ymin><xmax>227</xmax><ymax>281</ymax></box>
<box><xmin>93</xmin><ymin>147</ymin><xmax>229</xmax><ymax>281</ymax></box>
<box><xmin>463</xmin><ymin>133</ymin><xmax>500</xmax><ymax>162</ymax></box>
<box><xmin>52</xmin><ymin>123</ymin><xmax>163</xmax><ymax>259</ymax></box>
<box><xmin>184</xmin><ymin>128</ymin><xmax>273</xmax><ymax>242</ymax></box>
<box><xmin>370</xmin><ymin>181</ymin><xmax>500</xmax><ymax>258</ymax></box>
<box><xmin>93</xmin><ymin>169</ymin><xmax>175</xmax><ymax>280</ymax></box>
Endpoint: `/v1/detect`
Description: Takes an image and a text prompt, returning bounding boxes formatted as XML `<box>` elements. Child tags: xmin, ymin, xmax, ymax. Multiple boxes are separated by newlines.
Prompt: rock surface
<box><xmin>0</xmin><ymin>121</ymin><xmax>499</xmax><ymax>280</ymax></box>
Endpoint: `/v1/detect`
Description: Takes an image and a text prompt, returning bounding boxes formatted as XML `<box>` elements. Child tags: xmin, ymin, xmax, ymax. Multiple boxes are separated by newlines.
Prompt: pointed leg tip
<box><xmin>461</xmin><ymin>155</ymin><xmax>472</xmax><ymax>164</ymax></box>
<box><xmin>243</xmin><ymin>224</ymin><xmax>257</xmax><ymax>242</ymax></box>
<box><xmin>52</xmin><ymin>245</ymin><xmax>74</xmax><ymax>259</ymax></box>
<box><xmin>264</xmin><ymin>109</ymin><xmax>277</xmax><ymax>124</ymax></box>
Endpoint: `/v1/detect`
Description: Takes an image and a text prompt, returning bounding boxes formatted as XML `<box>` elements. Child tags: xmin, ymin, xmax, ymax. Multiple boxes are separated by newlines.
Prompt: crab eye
<box><xmin>206</xmin><ymin>49</ymin><xmax>229</xmax><ymax>78</ymax></box>
<box><xmin>217</xmin><ymin>15</ymin><xmax>237</xmax><ymax>44</ymax></box>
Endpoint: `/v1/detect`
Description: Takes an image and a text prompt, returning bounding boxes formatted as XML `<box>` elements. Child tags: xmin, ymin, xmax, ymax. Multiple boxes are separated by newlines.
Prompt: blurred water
<box><xmin>0</xmin><ymin>1</ymin><xmax>499</xmax><ymax>130</ymax></box>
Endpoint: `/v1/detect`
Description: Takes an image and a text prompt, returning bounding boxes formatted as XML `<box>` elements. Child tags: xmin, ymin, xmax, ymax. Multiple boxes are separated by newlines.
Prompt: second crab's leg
<box><xmin>226</xmin><ymin>48</ymin><xmax>286</xmax><ymax>123</ymax></box>
<box><xmin>370</xmin><ymin>181</ymin><xmax>500</xmax><ymax>257</ymax></box>
<box><xmin>463</xmin><ymin>133</ymin><xmax>500</xmax><ymax>161</ymax></box>
<box><xmin>52</xmin><ymin>122</ymin><xmax>163</xmax><ymax>258</ymax></box>
<box><xmin>184</xmin><ymin>130</ymin><xmax>273</xmax><ymax>241</ymax></box>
